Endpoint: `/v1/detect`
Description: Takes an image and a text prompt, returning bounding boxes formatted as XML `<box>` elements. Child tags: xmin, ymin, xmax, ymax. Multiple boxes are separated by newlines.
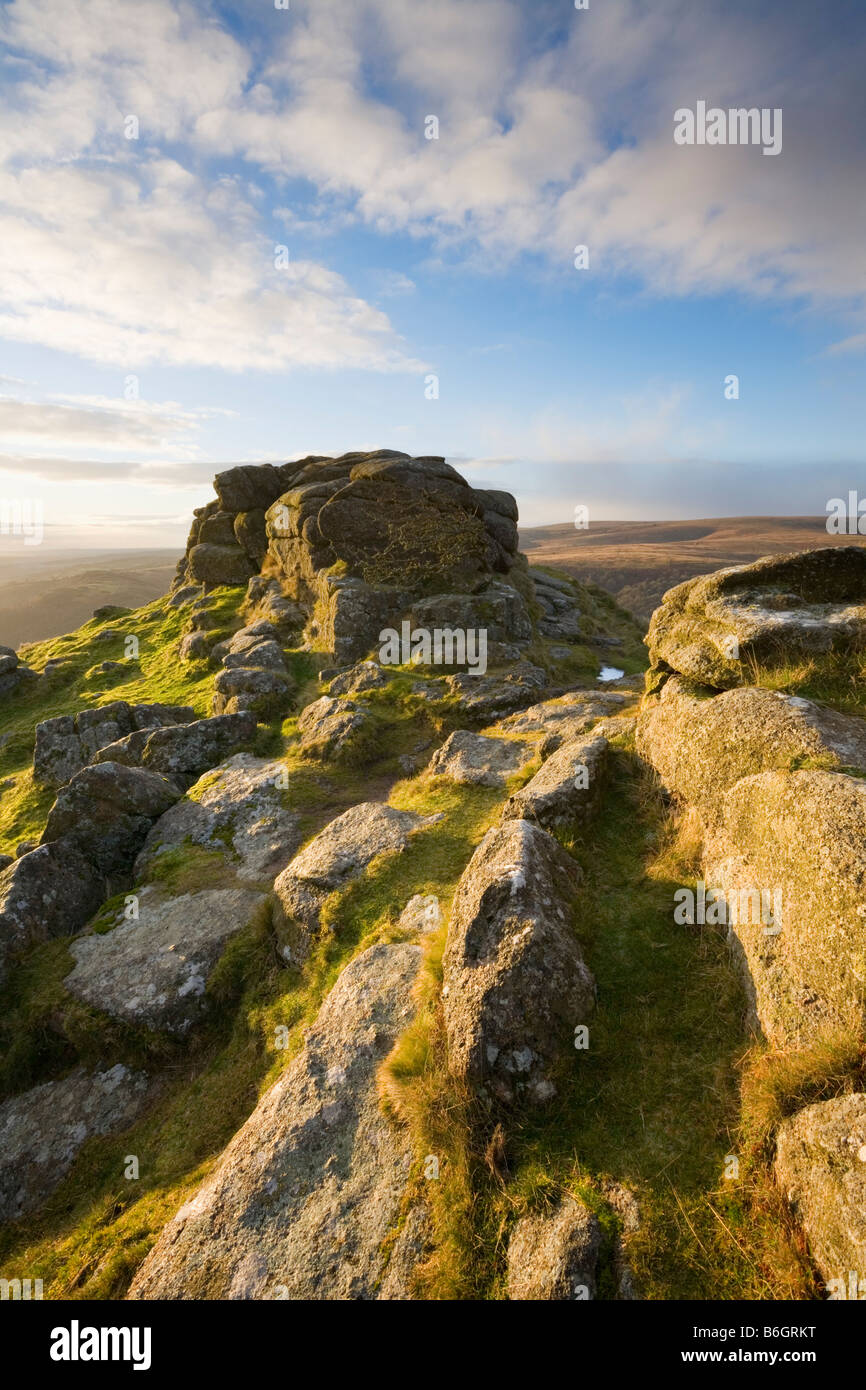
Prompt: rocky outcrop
<box><xmin>0</xmin><ymin>839</ymin><xmax>103</xmax><ymax>981</ymax></box>
<box><xmin>91</xmin><ymin>712</ymin><xmax>257</xmax><ymax>790</ymax></box>
<box><xmin>528</xmin><ymin>569</ymin><xmax>584</xmax><ymax>641</ymax></box>
<box><xmin>135</xmin><ymin>754</ymin><xmax>301</xmax><ymax>886</ymax></box>
<box><xmin>442</xmin><ymin>819</ymin><xmax>595</xmax><ymax>1105</ymax></box>
<box><xmin>426</xmin><ymin>730</ymin><xmax>536</xmax><ymax>788</ymax></box>
<box><xmin>41</xmin><ymin>762</ymin><xmax>182</xmax><ymax>879</ymax></box>
<box><xmin>64</xmin><ymin>886</ymin><xmax>270</xmax><ymax>1034</ymax></box>
<box><xmin>703</xmin><ymin>769</ymin><xmax>866</xmax><ymax>1046</ymax></box>
<box><xmin>500</xmin><ymin>733</ymin><xmax>608</xmax><ymax>830</ymax></box>
<box><xmin>128</xmin><ymin>942</ymin><xmax>423</xmax><ymax>1299</ymax></box>
<box><xmin>272</xmin><ymin>803</ymin><xmax>439</xmax><ymax>964</ymax></box>
<box><xmin>0</xmin><ymin>645</ymin><xmax>38</xmax><ymax>701</ymax></box>
<box><xmin>774</xmin><ymin>1093</ymin><xmax>866</xmax><ymax>1289</ymax></box>
<box><xmin>637</xmin><ymin>676</ymin><xmax>866</xmax><ymax>822</ymax></box>
<box><xmin>209</xmin><ymin>622</ymin><xmax>295</xmax><ymax>718</ymax></box>
<box><xmin>0</xmin><ymin>1065</ymin><xmax>152</xmax><ymax>1223</ymax></box>
<box><xmin>645</xmin><ymin>546</ymin><xmax>866</xmax><ymax>691</ymax></box>
<box><xmin>34</xmin><ymin>701</ymin><xmax>196</xmax><ymax>788</ymax></box>
<box><xmin>506</xmin><ymin>1197</ymin><xmax>602</xmax><ymax>1300</ymax></box>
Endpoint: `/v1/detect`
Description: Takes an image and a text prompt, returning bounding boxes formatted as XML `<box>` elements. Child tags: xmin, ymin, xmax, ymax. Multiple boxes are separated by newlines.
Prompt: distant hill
<box><xmin>518</xmin><ymin>516</ymin><xmax>865</xmax><ymax>621</ymax></box>
<box><xmin>0</xmin><ymin>549</ymin><xmax>178</xmax><ymax>648</ymax></box>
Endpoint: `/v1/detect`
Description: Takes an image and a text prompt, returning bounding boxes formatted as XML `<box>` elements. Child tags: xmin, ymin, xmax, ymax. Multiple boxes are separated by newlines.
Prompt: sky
<box><xmin>0</xmin><ymin>0</ymin><xmax>864</xmax><ymax>550</ymax></box>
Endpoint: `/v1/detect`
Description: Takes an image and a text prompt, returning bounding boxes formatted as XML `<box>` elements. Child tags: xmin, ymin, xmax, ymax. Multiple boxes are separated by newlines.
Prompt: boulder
<box><xmin>41</xmin><ymin>762</ymin><xmax>182</xmax><ymax>879</ymax></box>
<box><xmin>637</xmin><ymin>675</ymin><xmax>866</xmax><ymax>822</ymax></box>
<box><xmin>507</xmin><ymin>1197</ymin><xmax>602</xmax><ymax>1300</ymax></box>
<box><xmin>34</xmin><ymin>702</ymin><xmax>196</xmax><ymax>788</ymax></box>
<box><xmin>442</xmin><ymin>819</ymin><xmax>595</xmax><ymax>1105</ymax></box>
<box><xmin>187</xmin><ymin>542</ymin><xmax>256</xmax><ymax>589</ymax></box>
<box><xmin>212</xmin><ymin>666</ymin><xmax>293</xmax><ymax>719</ymax></box>
<box><xmin>296</xmin><ymin>696</ymin><xmax>369</xmax><ymax>760</ymax></box>
<box><xmin>0</xmin><ymin>1065</ymin><xmax>152</xmax><ymax>1223</ymax></box>
<box><xmin>128</xmin><ymin>942</ymin><xmax>423</xmax><ymax>1299</ymax></box>
<box><xmin>646</xmin><ymin>546</ymin><xmax>866</xmax><ymax>690</ymax></box>
<box><xmin>135</xmin><ymin>754</ymin><xmax>301</xmax><ymax>886</ymax></box>
<box><xmin>498</xmin><ymin>689</ymin><xmax>627</xmax><ymax>754</ymax></box>
<box><xmin>703</xmin><ymin>769</ymin><xmax>866</xmax><ymax>1045</ymax></box>
<box><xmin>273</xmin><ymin>803</ymin><xmax>436</xmax><ymax>964</ymax></box>
<box><xmin>444</xmin><ymin>662</ymin><xmax>547</xmax><ymax>720</ymax></box>
<box><xmin>500</xmin><ymin>734</ymin><xmax>608</xmax><ymax>829</ymax></box>
<box><xmin>64</xmin><ymin>887</ymin><xmax>269</xmax><ymax>1034</ymax></box>
<box><xmin>327</xmin><ymin>660</ymin><xmax>389</xmax><ymax>696</ymax></box>
<box><xmin>0</xmin><ymin>840</ymin><xmax>103</xmax><ymax>982</ymax></box>
<box><xmin>775</xmin><ymin>1093</ymin><xmax>866</xmax><ymax>1289</ymax></box>
<box><xmin>396</xmin><ymin>894</ymin><xmax>443</xmax><ymax>935</ymax></box>
<box><xmin>426</xmin><ymin>730</ymin><xmax>536</xmax><ymax>788</ymax></box>
<box><xmin>93</xmin><ymin>712</ymin><xmax>258</xmax><ymax>789</ymax></box>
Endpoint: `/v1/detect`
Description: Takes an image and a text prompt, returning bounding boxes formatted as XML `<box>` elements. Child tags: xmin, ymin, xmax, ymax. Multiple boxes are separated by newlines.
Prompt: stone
<box><xmin>128</xmin><ymin>942</ymin><xmax>423</xmax><ymax>1299</ymax></box>
<box><xmin>296</xmin><ymin>695</ymin><xmax>369</xmax><ymax>760</ymax></box>
<box><xmin>92</xmin><ymin>713</ymin><xmax>258</xmax><ymax>791</ymax></box>
<box><xmin>498</xmin><ymin>689</ymin><xmax>628</xmax><ymax>753</ymax></box>
<box><xmin>500</xmin><ymin>734</ymin><xmax>608</xmax><ymax>829</ymax></box>
<box><xmin>327</xmin><ymin>660</ymin><xmax>389</xmax><ymax>696</ymax></box>
<box><xmin>444</xmin><ymin>662</ymin><xmax>548</xmax><ymax>720</ymax></box>
<box><xmin>41</xmin><ymin>762</ymin><xmax>182</xmax><ymax>878</ymax></box>
<box><xmin>34</xmin><ymin>701</ymin><xmax>196</xmax><ymax>788</ymax></box>
<box><xmin>0</xmin><ymin>840</ymin><xmax>103</xmax><ymax>982</ymax></box>
<box><xmin>443</xmin><ymin>818</ymin><xmax>595</xmax><ymax>1105</ymax></box>
<box><xmin>637</xmin><ymin>676</ymin><xmax>866</xmax><ymax>823</ymax></box>
<box><xmin>64</xmin><ymin>887</ymin><xmax>269</xmax><ymax>1034</ymax></box>
<box><xmin>212</xmin><ymin>666</ymin><xmax>293</xmax><ymax>719</ymax></box>
<box><xmin>0</xmin><ymin>1065</ymin><xmax>152</xmax><ymax>1223</ymax></box>
<box><xmin>135</xmin><ymin>754</ymin><xmax>301</xmax><ymax>886</ymax></box>
<box><xmin>426</xmin><ymin>730</ymin><xmax>537</xmax><ymax>788</ymax></box>
<box><xmin>775</xmin><ymin>1093</ymin><xmax>866</xmax><ymax>1289</ymax></box>
<box><xmin>507</xmin><ymin>1197</ymin><xmax>602</xmax><ymax>1300</ymax></box>
<box><xmin>187</xmin><ymin>542</ymin><xmax>256</xmax><ymax>589</ymax></box>
<box><xmin>703</xmin><ymin>769</ymin><xmax>866</xmax><ymax>1045</ymax></box>
<box><xmin>646</xmin><ymin>546</ymin><xmax>866</xmax><ymax>690</ymax></box>
<box><xmin>273</xmin><ymin>803</ymin><xmax>436</xmax><ymax>964</ymax></box>
<box><xmin>396</xmin><ymin>894</ymin><xmax>443</xmax><ymax>935</ymax></box>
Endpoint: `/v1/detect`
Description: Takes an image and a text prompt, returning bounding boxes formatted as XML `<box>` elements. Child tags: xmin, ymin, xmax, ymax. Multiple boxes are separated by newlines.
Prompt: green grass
<box><xmin>744</xmin><ymin>645</ymin><xmax>866</xmax><ymax>718</ymax></box>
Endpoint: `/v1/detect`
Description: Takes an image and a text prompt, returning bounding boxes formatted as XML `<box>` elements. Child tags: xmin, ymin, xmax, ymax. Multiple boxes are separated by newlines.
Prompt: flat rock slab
<box><xmin>501</xmin><ymin>734</ymin><xmax>608</xmax><ymax>829</ymax></box>
<box><xmin>498</xmin><ymin>689</ymin><xmax>627</xmax><ymax>752</ymax></box>
<box><xmin>0</xmin><ymin>1065</ymin><xmax>151</xmax><ymax>1223</ymax></box>
<box><xmin>273</xmin><ymin>803</ymin><xmax>437</xmax><ymax>964</ymax></box>
<box><xmin>128</xmin><ymin>942</ymin><xmax>423</xmax><ymax>1300</ymax></box>
<box><xmin>445</xmin><ymin>663</ymin><xmax>547</xmax><ymax>720</ymax></box>
<box><xmin>443</xmin><ymin>818</ymin><xmax>595</xmax><ymax>1105</ymax></box>
<box><xmin>426</xmin><ymin>730</ymin><xmax>536</xmax><ymax>787</ymax></box>
<box><xmin>507</xmin><ymin>1197</ymin><xmax>602</xmax><ymax>1300</ymax></box>
<box><xmin>637</xmin><ymin>675</ymin><xmax>866</xmax><ymax>823</ymax></box>
<box><xmin>135</xmin><ymin>754</ymin><xmax>301</xmax><ymax>886</ymax></box>
<box><xmin>65</xmin><ymin>887</ymin><xmax>268</xmax><ymax>1034</ymax></box>
<box><xmin>775</xmin><ymin>1093</ymin><xmax>866</xmax><ymax>1288</ymax></box>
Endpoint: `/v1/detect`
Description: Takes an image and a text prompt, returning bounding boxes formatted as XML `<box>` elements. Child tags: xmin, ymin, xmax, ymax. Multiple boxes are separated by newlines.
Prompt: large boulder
<box><xmin>272</xmin><ymin>803</ymin><xmax>437</xmax><ymax>964</ymax></box>
<box><xmin>442</xmin><ymin>819</ymin><xmax>595</xmax><ymax>1105</ymax></box>
<box><xmin>296</xmin><ymin>695</ymin><xmax>370</xmax><ymax>760</ymax></box>
<box><xmin>0</xmin><ymin>1065</ymin><xmax>152</xmax><ymax>1223</ymax></box>
<box><xmin>92</xmin><ymin>712</ymin><xmax>258</xmax><ymax>789</ymax></box>
<box><xmin>506</xmin><ymin>1197</ymin><xmax>602</xmax><ymax>1300</ymax></box>
<box><xmin>0</xmin><ymin>840</ymin><xmax>103</xmax><ymax>982</ymax></box>
<box><xmin>135</xmin><ymin>754</ymin><xmax>301</xmax><ymax>886</ymax></box>
<box><xmin>128</xmin><ymin>942</ymin><xmax>423</xmax><ymax>1300</ymax></box>
<box><xmin>774</xmin><ymin>1093</ymin><xmax>866</xmax><ymax>1290</ymax></box>
<box><xmin>637</xmin><ymin>676</ymin><xmax>866</xmax><ymax>822</ymax></box>
<box><xmin>500</xmin><ymin>734</ymin><xmax>608</xmax><ymax>829</ymax></box>
<box><xmin>703</xmin><ymin>769</ymin><xmax>866</xmax><ymax>1045</ymax></box>
<box><xmin>41</xmin><ymin>762</ymin><xmax>182</xmax><ymax>879</ymax></box>
<box><xmin>187</xmin><ymin>542</ymin><xmax>256</xmax><ymax>589</ymax></box>
<box><xmin>64</xmin><ymin>887</ymin><xmax>269</xmax><ymax>1034</ymax></box>
<box><xmin>34</xmin><ymin>701</ymin><xmax>196</xmax><ymax>788</ymax></box>
<box><xmin>645</xmin><ymin>546</ymin><xmax>866</xmax><ymax>690</ymax></box>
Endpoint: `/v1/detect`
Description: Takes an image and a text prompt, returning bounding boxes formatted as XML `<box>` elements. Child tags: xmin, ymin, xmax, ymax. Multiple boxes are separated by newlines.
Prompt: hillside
<box><xmin>0</xmin><ymin>452</ymin><xmax>864</xmax><ymax>1304</ymax></box>
<box><xmin>519</xmin><ymin>516</ymin><xmax>865</xmax><ymax>621</ymax></box>
<box><xmin>0</xmin><ymin>551</ymin><xmax>178</xmax><ymax>648</ymax></box>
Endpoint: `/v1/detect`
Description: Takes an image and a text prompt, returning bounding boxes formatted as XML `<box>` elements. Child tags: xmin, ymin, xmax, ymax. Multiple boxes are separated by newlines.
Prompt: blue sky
<box><xmin>0</xmin><ymin>0</ymin><xmax>864</xmax><ymax>548</ymax></box>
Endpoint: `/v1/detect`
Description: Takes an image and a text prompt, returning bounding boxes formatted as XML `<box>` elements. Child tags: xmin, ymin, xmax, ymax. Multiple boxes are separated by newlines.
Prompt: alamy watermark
<box><xmin>826</xmin><ymin>492</ymin><xmax>866</xmax><ymax>535</ymax></box>
<box><xmin>379</xmin><ymin>621</ymin><xmax>487</xmax><ymax>675</ymax></box>
<box><xmin>0</xmin><ymin>499</ymin><xmax>43</xmax><ymax>545</ymax></box>
<box><xmin>674</xmin><ymin>880</ymin><xmax>782</xmax><ymax>934</ymax></box>
<box><xmin>674</xmin><ymin>102</ymin><xmax>782</xmax><ymax>157</ymax></box>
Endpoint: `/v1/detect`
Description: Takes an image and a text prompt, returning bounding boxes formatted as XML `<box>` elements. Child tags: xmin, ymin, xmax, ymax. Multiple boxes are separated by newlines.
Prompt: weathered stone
<box><xmin>136</xmin><ymin>754</ymin><xmax>301</xmax><ymax>886</ymax></box>
<box><xmin>426</xmin><ymin>730</ymin><xmax>536</xmax><ymax>787</ymax></box>
<box><xmin>0</xmin><ymin>1065</ymin><xmax>152</xmax><ymax>1223</ymax></box>
<box><xmin>65</xmin><ymin>887</ymin><xmax>269</xmax><ymax>1034</ymax></box>
<box><xmin>198</xmin><ymin>510</ymin><xmax>238</xmax><ymax>547</ymax></box>
<box><xmin>93</xmin><ymin>713</ymin><xmax>258</xmax><ymax>790</ymax></box>
<box><xmin>500</xmin><ymin>734</ymin><xmax>608</xmax><ymax>829</ymax></box>
<box><xmin>187</xmin><ymin>542</ymin><xmax>256</xmax><ymax>589</ymax></box>
<box><xmin>443</xmin><ymin>818</ymin><xmax>595</xmax><ymax>1104</ymax></box>
<box><xmin>646</xmin><ymin>546</ymin><xmax>866</xmax><ymax>690</ymax></box>
<box><xmin>396</xmin><ymin>894</ymin><xmax>443</xmax><ymax>935</ymax></box>
<box><xmin>444</xmin><ymin>662</ymin><xmax>548</xmax><ymax>720</ymax></box>
<box><xmin>128</xmin><ymin>942</ymin><xmax>423</xmax><ymax>1299</ymax></box>
<box><xmin>297</xmin><ymin>695</ymin><xmax>369</xmax><ymax>760</ymax></box>
<box><xmin>273</xmin><ymin>803</ymin><xmax>436</xmax><ymax>964</ymax></box>
<box><xmin>41</xmin><ymin>762</ymin><xmax>182</xmax><ymax>878</ymax></box>
<box><xmin>637</xmin><ymin>675</ymin><xmax>866</xmax><ymax>823</ymax></box>
<box><xmin>0</xmin><ymin>840</ymin><xmax>103</xmax><ymax>981</ymax></box>
<box><xmin>498</xmin><ymin>689</ymin><xmax>627</xmax><ymax>753</ymax></box>
<box><xmin>507</xmin><ymin>1198</ymin><xmax>602</xmax><ymax>1300</ymax></box>
<box><xmin>327</xmin><ymin>660</ymin><xmax>389</xmax><ymax>696</ymax></box>
<box><xmin>34</xmin><ymin>702</ymin><xmax>196</xmax><ymax>788</ymax></box>
<box><xmin>775</xmin><ymin>1093</ymin><xmax>866</xmax><ymax>1289</ymax></box>
<box><xmin>703</xmin><ymin>769</ymin><xmax>866</xmax><ymax>1045</ymax></box>
<box><xmin>212</xmin><ymin>666</ymin><xmax>293</xmax><ymax>718</ymax></box>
